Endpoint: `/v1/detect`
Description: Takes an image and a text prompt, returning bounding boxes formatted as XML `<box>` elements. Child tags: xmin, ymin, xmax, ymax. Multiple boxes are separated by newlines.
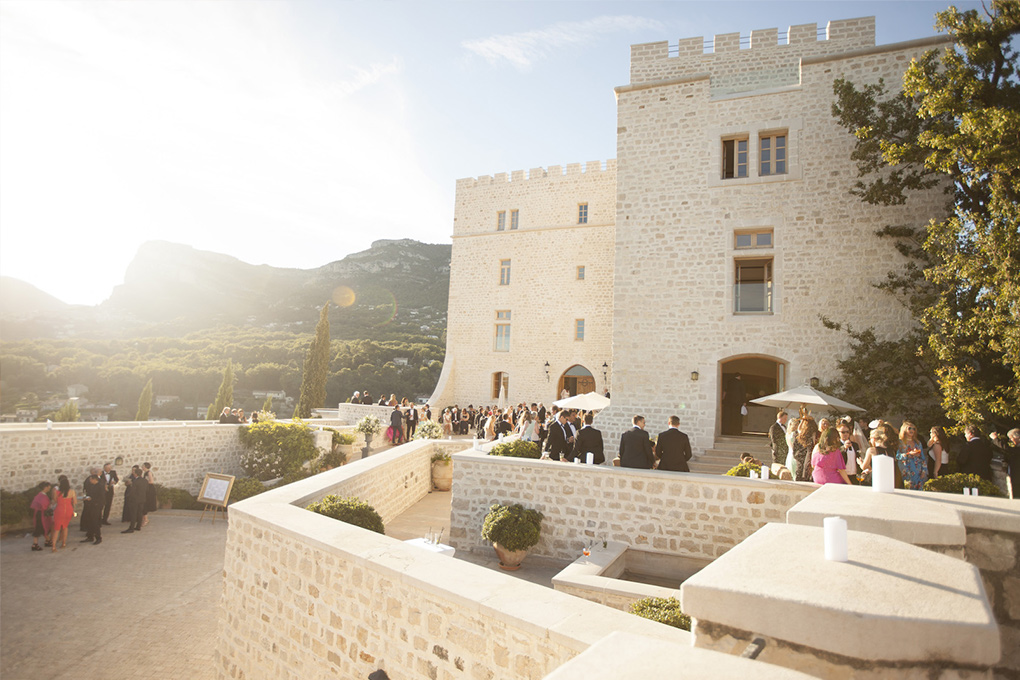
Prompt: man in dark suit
<box><xmin>571</xmin><ymin>413</ymin><xmax>605</xmax><ymax>464</ymax></box>
<box><xmin>389</xmin><ymin>406</ymin><xmax>404</xmax><ymax>444</ymax></box>
<box><xmin>122</xmin><ymin>467</ymin><xmax>148</xmax><ymax>533</ymax></box>
<box><xmin>101</xmin><ymin>462</ymin><xmax>119</xmax><ymax>525</ymax></box>
<box><xmin>768</xmin><ymin>411</ymin><xmax>789</xmax><ymax>465</ymax></box>
<box><xmin>619</xmin><ymin>415</ymin><xmax>654</xmax><ymax>469</ymax></box>
<box><xmin>406</xmin><ymin>404</ymin><xmax>419</xmax><ymax>438</ymax></box>
<box><xmin>545</xmin><ymin>411</ymin><xmax>573</xmax><ymax>461</ymax></box>
<box><xmin>80</xmin><ymin>468</ymin><xmax>104</xmax><ymax>545</ymax></box>
<box><xmin>495</xmin><ymin>414</ymin><xmax>513</xmax><ymax>437</ymax></box>
<box><xmin>958</xmin><ymin>424</ymin><xmax>994</xmax><ymax>481</ymax></box>
<box><xmin>654</xmin><ymin>416</ymin><xmax>692</xmax><ymax>472</ymax></box>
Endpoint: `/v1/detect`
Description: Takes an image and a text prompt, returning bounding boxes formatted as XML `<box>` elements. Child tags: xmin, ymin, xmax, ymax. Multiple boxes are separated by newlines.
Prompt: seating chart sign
<box><xmin>198</xmin><ymin>473</ymin><xmax>235</xmax><ymax>507</ymax></box>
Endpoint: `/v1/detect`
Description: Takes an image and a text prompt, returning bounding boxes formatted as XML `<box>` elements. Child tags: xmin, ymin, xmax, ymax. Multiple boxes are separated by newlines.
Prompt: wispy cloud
<box><xmin>336</xmin><ymin>58</ymin><xmax>403</xmax><ymax>97</ymax></box>
<box><xmin>463</xmin><ymin>15</ymin><xmax>663</xmax><ymax>70</ymax></box>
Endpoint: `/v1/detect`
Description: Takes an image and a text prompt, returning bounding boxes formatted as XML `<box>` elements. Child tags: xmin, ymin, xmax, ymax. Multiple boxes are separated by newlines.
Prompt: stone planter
<box><xmin>360</xmin><ymin>433</ymin><xmax>374</xmax><ymax>458</ymax></box>
<box><xmin>337</xmin><ymin>444</ymin><xmax>354</xmax><ymax>462</ymax></box>
<box><xmin>432</xmin><ymin>460</ymin><xmax>453</xmax><ymax>491</ymax></box>
<box><xmin>493</xmin><ymin>542</ymin><xmax>529</xmax><ymax>571</ymax></box>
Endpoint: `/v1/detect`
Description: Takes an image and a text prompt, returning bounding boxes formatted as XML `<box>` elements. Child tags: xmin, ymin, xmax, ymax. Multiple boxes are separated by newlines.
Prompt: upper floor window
<box><xmin>495</xmin><ymin>310</ymin><xmax>511</xmax><ymax>351</ymax></box>
<box><xmin>499</xmin><ymin>259</ymin><xmax>511</xmax><ymax>286</ymax></box>
<box><xmin>497</xmin><ymin>211</ymin><xmax>506</xmax><ymax>231</ymax></box>
<box><xmin>575</xmin><ymin>318</ymin><xmax>585</xmax><ymax>341</ymax></box>
<box><xmin>576</xmin><ymin>265</ymin><xmax>585</xmax><ymax>280</ymax></box>
<box><xmin>759</xmin><ymin>132</ymin><xmax>787</xmax><ymax>176</ymax></box>
<box><xmin>722</xmin><ymin>137</ymin><xmax>748</xmax><ymax>179</ymax></box>
<box><xmin>510</xmin><ymin>209</ymin><xmax>519</xmax><ymax>230</ymax></box>
<box><xmin>578</xmin><ymin>203</ymin><xmax>588</xmax><ymax>224</ymax></box>
<box><xmin>734</xmin><ymin>258</ymin><xmax>773</xmax><ymax>314</ymax></box>
<box><xmin>735</xmin><ymin>229</ymin><xmax>773</xmax><ymax>249</ymax></box>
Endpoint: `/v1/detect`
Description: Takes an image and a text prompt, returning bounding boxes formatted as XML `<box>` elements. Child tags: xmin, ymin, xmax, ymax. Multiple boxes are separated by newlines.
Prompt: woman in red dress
<box><xmin>50</xmin><ymin>475</ymin><xmax>76</xmax><ymax>552</ymax></box>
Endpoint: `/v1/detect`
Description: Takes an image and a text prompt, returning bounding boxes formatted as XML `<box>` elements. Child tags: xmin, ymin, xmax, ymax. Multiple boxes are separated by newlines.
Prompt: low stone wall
<box><xmin>333</xmin><ymin>403</ymin><xmax>399</xmax><ymax>425</ymax></box>
<box><xmin>449</xmin><ymin>450</ymin><xmax>817</xmax><ymax>562</ymax></box>
<box><xmin>217</xmin><ymin>439</ymin><xmax>691</xmax><ymax>680</ymax></box>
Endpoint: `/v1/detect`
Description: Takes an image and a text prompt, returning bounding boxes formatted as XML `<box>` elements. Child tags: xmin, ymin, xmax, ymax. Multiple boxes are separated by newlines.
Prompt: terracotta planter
<box><xmin>492</xmin><ymin>542</ymin><xmax>528</xmax><ymax>570</ymax></box>
<box><xmin>432</xmin><ymin>460</ymin><xmax>453</xmax><ymax>491</ymax></box>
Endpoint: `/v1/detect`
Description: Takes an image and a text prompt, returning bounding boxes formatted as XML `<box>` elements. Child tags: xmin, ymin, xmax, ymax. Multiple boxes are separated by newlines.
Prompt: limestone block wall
<box><xmin>217</xmin><ymin>439</ymin><xmax>689</xmax><ymax>680</ymax></box>
<box><xmin>968</xmin><ymin>526</ymin><xmax>1020</xmax><ymax>677</ymax></box>
<box><xmin>449</xmin><ymin>451</ymin><xmax>816</xmax><ymax>562</ymax></box>
<box><xmin>430</xmin><ymin>162</ymin><xmax>616</xmax><ymax>409</ymax></box>
<box><xmin>0</xmin><ymin>421</ymin><xmax>246</xmax><ymax>495</ymax></box>
<box><xmin>599</xmin><ymin>28</ymin><xmax>950</xmax><ymax>452</ymax></box>
<box><xmin>333</xmin><ymin>403</ymin><xmax>400</xmax><ymax>426</ymax></box>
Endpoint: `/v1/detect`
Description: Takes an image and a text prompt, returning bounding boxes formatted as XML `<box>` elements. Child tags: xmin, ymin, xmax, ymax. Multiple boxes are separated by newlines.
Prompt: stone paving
<box><xmin>1</xmin><ymin>510</ymin><xmax>227</xmax><ymax>680</ymax></box>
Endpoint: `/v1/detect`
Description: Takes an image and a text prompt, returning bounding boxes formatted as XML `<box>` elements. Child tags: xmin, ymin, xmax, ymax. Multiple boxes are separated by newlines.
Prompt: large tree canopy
<box><xmin>831</xmin><ymin>1</ymin><xmax>1020</xmax><ymax>427</ymax></box>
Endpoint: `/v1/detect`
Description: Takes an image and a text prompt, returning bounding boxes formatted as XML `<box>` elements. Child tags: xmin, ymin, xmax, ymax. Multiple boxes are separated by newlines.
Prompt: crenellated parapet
<box><xmin>456</xmin><ymin>159</ymin><xmax>616</xmax><ymax>191</ymax></box>
<box><xmin>627</xmin><ymin>17</ymin><xmax>877</xmax><ymax>96</ymax></box>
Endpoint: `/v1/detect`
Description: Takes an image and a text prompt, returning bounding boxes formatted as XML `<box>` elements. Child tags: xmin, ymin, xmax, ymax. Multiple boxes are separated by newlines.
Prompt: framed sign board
<box><xmin>198</xmin><ymin>473</ymin><xmax>235</xmax><ymax>508</ymax></box>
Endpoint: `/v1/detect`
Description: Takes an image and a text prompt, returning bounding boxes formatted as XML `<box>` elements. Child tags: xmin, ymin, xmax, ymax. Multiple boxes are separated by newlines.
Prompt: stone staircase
<box><xmin>689</xmin><ymin>435</ymin><xmax>771</xmax><ymax>475</ymax></box>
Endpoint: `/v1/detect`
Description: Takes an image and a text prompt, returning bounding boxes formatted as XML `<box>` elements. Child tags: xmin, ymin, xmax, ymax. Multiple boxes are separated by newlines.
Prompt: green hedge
<box><xmin>238</xmin><ymin>421</ymin><xmax>318</xmax><ymax>481</ymax></box>
<box><xmin>923</xmin><ymin>473</ymin><xmax>1005</xmax><ymax>498</ymax></box>
<box><xmin>229</xmin><ymin>477</ymin><xmax>268</xmax><ymax>504</ymax></box>
<box><xmin>724</xmin><ymin>461</ymin><xmax>762</xmax><ymax>477</ymax></box>
<box><xmin>316</xmin><ymin>449</ymin><xmax>347</xmax><ymax>470</ymax></box>
<box><xmin>630</xmin><ymin>596</ymin><xmax>691</xmax><ymax>631</ymax></box>
<box><xmin>481</xmin><ymin>503</ymin><xmax>543</xmax><ymax>552</ymax></box>
<box><xmin>306</xmin><ymin>495</ymin><xmax>384</xmax><ymax>534</ymax></box>
<box><xmin>155</xmin><ymin>485</ymin><xmax>204</xmax><ymax>510</ymax></box>
<box><xmin>1</xmin><ymin>488</ymin><xmax>32</xmax><ymax>525</ymax></box>
<box><xmin>489</xmin><ymin>440</ymin><xmax>541</xmax><ymax>459</ymax></box>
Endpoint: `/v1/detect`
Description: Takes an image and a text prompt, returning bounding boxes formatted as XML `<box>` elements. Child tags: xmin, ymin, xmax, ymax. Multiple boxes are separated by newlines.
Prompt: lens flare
<box><xmin>374</xmin><ymin>289</ymin><xmax>398</xmax><ymax>327</ymax></box>
<box><xmin>332</xmin><ymin>285</ymin><xmax>356</xmax><ymax>307</ymax></box>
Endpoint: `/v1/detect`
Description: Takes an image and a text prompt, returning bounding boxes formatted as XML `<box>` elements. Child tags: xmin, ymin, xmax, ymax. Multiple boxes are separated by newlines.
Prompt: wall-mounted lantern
<box><xmin>691</xmin><ymin>371</ymin><xmax>699</xmax><ymax>381</ymax></box>
<box><xmin>544</xmin><ymin>361</ymin><xmax>550</xmax><ymax>382</ymax></box>
<box><xmin>810</xmin><ymin>376</ymin><xmax>820</xmax><ymax>389</ymax></box>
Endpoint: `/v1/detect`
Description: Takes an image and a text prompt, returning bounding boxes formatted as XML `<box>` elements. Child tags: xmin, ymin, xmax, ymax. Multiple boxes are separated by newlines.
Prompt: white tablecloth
<box><xmin>403</xmin><ymin>538</ymin><xmax>456</xmax><ymax>557</ymax></box>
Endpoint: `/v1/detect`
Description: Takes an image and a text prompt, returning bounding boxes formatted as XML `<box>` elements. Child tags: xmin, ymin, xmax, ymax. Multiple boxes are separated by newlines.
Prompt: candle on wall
<box><xmin>963</xmin><ymin>487</ymin><xmax>972</xmax><ymax>496</ymax></box>
<box><xmin>761</xmin><ymin>467</ymin><xmax>770</xmax><ymax>480</ymax></box>
<box><xmin>586</xmin><ymin>453</ymin><xmax>594</xmax><ymax>465</ymax></box>
<box><xmin>824</xmin><ymin>516</ymin><xmax>849</xmax><ymax>562</ymax></box>
<box><xmin>872</xmin><ymin>455</ymin><xmax>895</xmax><ymax>493</ymax></box>
<box><xmin>972</xmin><ymin>487</ymin><xmax>979</xmax><ymax>496</ymax></box>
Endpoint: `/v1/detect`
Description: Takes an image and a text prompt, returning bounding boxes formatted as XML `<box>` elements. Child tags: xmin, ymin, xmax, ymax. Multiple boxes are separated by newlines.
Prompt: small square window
<box><xmin>722</xmin><ymin>137</ymin><xmax>748</xmax><ymax>179</ymax></box>
<box><xmin>497</xmin><ymin>211</ymin><xmax>506</xmax><ymax>231</ymax></box>
<box><xmin>735</xmin><ymin>229</ymin><xmax>774</xmax><ymax>249</ymax></box>
<box><xmin>575</xmin><ymin>319</ymin><xmax>585</xmax><ymax>341</ymax></box>
<box><xmin>576</xmin><ymin>265</ymin><xmax>585</xmax><ymax>280</ymax></box>
<box><xmin>510</xmin><ymin>209</ymin><xmax>519</xmax><ymax>230</ymax></box>
<box><xmin>759</xmin><ymin>133</ymin><xmax>787</xmax><ymax>176</ymax></box>
<box><xmin>578</xmin><ymin>203</ymin><xmax>588</xmax><ymax>224</ymax></box>
<box><xmin>499</xmin><ymin>259</ymin><xmax>511</xmax><ymax>286</ymax></box>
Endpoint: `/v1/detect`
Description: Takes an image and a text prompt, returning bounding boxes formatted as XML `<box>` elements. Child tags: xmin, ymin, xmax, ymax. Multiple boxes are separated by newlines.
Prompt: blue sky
<box><xmin>0</xmin><ymin>1</ymin><xmax>976</xmax><ymax>305</ymax></box>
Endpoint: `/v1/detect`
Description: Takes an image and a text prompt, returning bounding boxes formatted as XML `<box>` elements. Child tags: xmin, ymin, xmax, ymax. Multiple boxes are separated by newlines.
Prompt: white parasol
<box><xmin>750</xmin><ymin>385</ymin><xmax>865</xmax><ymax>413</ymax></box>
<box><xmin>553</xmin><ymin>391</ymin><xmax>611</xmax><ymax>410</ymax></box>
<box><xmin>497</xmin><ymin>383</ymin><xmax>506</xmax><ymax>410</ymax></box>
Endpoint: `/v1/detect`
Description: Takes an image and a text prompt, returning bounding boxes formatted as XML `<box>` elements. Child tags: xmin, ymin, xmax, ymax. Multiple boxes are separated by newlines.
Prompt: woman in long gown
<box><xmin>50</xmin><ymin>475</ymin><xmax>75</xmax><ymax>552</ymax></box>
<box><xmin>30</xmin><ymin>481</ymin><xmax>53</xmax><ymax>551</ymax></box>
<box><xmin>143</xmin><ymin>462</ymin><xmax>157</xmax><ymax>526</ymax></box>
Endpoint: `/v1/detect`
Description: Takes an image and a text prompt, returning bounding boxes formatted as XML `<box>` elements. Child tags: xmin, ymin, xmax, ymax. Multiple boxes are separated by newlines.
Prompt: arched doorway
<box><xmin>558</xmin><ymin>365</ymin><xmax>595</xmax><ymax>399</ymax></box>
<box><xmin>720</xmin><ymin>356</ymin><xmax>786</xmax><ymax>436</ymax></box>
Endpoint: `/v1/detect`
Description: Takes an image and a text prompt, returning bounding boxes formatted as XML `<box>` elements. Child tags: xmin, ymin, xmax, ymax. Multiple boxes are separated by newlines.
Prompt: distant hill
<box><xmin>0</xmin><ymin>240</ymin><xmax>451</xmax><ymax>340</ymax></box>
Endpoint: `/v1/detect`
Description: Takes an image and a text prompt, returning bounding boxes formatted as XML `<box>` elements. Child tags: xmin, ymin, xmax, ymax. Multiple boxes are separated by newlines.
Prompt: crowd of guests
<box><xmin>218</xmin><ymin>407</ymin><xmax>258</xmax><ymax>424</ymax></box>
<box><xmin>28</xmin><ymin>461</ymin><xmax>159</xmax><ymax>552</ymax></box>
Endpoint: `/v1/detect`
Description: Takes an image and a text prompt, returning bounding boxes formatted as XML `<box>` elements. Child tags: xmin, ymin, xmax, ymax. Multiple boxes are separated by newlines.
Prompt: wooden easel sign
<box><xmin>197</xmin><ymin>472</ymin><xmax>235</xmax><ymax>524</ymax></box>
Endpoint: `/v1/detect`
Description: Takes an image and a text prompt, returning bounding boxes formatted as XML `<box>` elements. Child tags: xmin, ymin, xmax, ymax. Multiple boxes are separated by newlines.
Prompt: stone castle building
<box><xmin>429</xmin><ymin>16</ymin><xmax>947</xmax><ymax>453</ymax></box>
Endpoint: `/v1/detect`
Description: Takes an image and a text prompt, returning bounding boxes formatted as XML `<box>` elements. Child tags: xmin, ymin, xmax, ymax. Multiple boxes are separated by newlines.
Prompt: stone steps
<box><xmin>689</xmin><ymin>436</ymin><xmax>772</xmax><ymax>475</ymax></box>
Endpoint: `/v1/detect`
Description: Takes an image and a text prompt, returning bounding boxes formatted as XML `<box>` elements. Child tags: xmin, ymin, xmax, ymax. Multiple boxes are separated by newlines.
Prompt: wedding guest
<box><xmin>836</xmin><ymin>421</ymin><xmax>860</xmax><ymax>475</ymax></box>
<box><xmin>958</xmin><ymin>424</ymin><xmax>994</xmax><ymax>482</ymax></box>
<box><xmin>896</xmin><ymin>421</ymin><xmax>928</xmax><ymax>490</ymax></box>
<box><xmin>80</xmin><ymin>468</ymin><xmax>104</xmax><ymax>545</ymax></box>
<box><xmin>101</xmin><ymin>463</ymin><xmax>118</xmax><ymax>526</ymax></box>
<box><xmin>928</xmin><ymin>426</ymin><xmax>951</xmax><ymax>478</ymax></box>
<box><xmin>50</xmin><ymin>475</ymin><xmax>75</xmax><ymax>552</ymax></box>
<box><xmin>784</xmin><ymin>417</ymin><xmax>800</xmax><ymax>477</ymax></box>
<box><xmin>990</xmin><ymin>428</ymin><xmax>1020</xmax><ymax>499</ymax></box>
<box><xmin>812</xmin><ymin>427</ymin><xmax>851</xmax><ymax>485</ymax></box>
<box><xmin>218</xmin><ymin>407</ymin><xmax>232</xmax><ymax>424</ymax></box>
<box><xmin>30</xmin><ymin>482</ymin><xmax>53</xmax><ymax>551</ymax></box>
<box><xmin>142</xmin><ymin>462</ymin><xmax>157</xmax><ymax>526</ymax></box>
<box><xmin>792</xmin><ymin>416</ymin><xmax>820</xmax><ymax>482</ymax></box>
<box><xmin>122</xmin><ymin>467</ymin><xmax>148</xmax><ymax>533</ymax></box>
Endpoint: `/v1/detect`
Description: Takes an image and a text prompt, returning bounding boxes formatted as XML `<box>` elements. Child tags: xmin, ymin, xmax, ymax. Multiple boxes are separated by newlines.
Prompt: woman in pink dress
<box><xmin>30</xmin><ymin>481</ymin><xmax>53</xmax><ymax>551</ymax></box>
<box><xmin>812</xmin><ymin>428</ymin><xmax>851</xmax><ymax>485</ymax></box>
<box><xmin>50</xmin><ymin>475</ymin><xmax>76</xmax><ymax>552</ymax></box>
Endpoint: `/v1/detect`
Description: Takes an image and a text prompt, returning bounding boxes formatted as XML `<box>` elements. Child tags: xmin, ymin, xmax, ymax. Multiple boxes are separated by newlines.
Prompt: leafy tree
<box><xmin>262</xmin><ymin>394</ymin><xmax>273</xmax><ymax>413</ymax></box>
<box><xmin>830</xmin><ymin>1</ymin><xmax>1020</xmax><ymax>426</ymax></box>
<box><xmin>207</xmin><ymin>360</ymin><xmax>235</xmax><ymax>420</ymax></box>
<box><xmin>135</xmin><ymin>378</ymin><xmax>153</xmax><ymax>421</ymax></box>
<box><xmin>294</xmin><ymin>303</ymin><xmax>331</xmax><ymax>418</ymax></box>
<box><xmin>53</xmin><ymin>399</ymin><xmax>81</xmax><ymax>422</ymax></box>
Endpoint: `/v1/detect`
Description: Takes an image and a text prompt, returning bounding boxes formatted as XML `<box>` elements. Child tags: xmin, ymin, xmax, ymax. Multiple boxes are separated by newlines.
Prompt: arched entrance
<box><xmin>720</xmin><ymin>356</ymin><xmax>786</xmax><ymax>436</ymax></box>
<box><xmin>558</xmin><ymin>365</ymin><xmax>595</xmax><ymax>399</ymax></box>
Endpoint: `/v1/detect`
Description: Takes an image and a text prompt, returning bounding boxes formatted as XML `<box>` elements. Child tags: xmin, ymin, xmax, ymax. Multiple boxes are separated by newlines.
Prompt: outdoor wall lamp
<box><xmin>810</xmin><ymin>376</ymin><xmax>820</xmax><ymax>388</ymax></box>
<box><xmin>602</xmin><ymin>361</ymin><xmax>609</xmax><ymax>382</ymax></box>
<box><xmin>544</xmin><ymin>361</ymin><xmax>550</xmax><ymax>381</ymax></box>
<box><xmin>691</xmin><ymin>371</ymin><xmax>699</xmax><ymax>381</ymax></box>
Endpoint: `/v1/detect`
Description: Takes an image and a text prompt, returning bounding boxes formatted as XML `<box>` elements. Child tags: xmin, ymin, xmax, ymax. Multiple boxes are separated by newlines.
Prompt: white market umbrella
<box><xmin>553</xmin><ymin>391</ymin><xmax>611</xmax><ymax>410</ymax></box>
<box><xmin>750</xmin><ymin>385</ymin><xmax>865</xmax><ymax>413</ymax></box>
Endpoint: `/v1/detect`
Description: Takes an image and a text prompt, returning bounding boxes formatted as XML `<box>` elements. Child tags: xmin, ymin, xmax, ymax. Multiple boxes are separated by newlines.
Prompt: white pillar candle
<box><xmin>972</xmin><ymin>487</ymin><xmax>979</xmax><ymax>496</ymax></box>
<box><xmin>872</xmin><ymin>455</ymin><xmax>895</xmax><ymax>493</ymax></box>
<box><xmin>963</xmin><ymin>487</ymin><xmax>971</xmax><ymax>496</ymax></box>
<box><xmin>749</xmin><ymin>470</ymin><xmax>757</xmax><ymax>479</ymax></box>
<box><xmin>761</xmin><ymin>467</ymin><xmax>770</xmax><ymax>480</ymax></box>
<box><xmin>586</xmin><ymin>452</ymin><xmax>594</xmax><ymax>465</ymax></box>
<box><xmin>824</xmin><ymin>516</ymin><xmax>849</xmax><ymax>562</ymax></box>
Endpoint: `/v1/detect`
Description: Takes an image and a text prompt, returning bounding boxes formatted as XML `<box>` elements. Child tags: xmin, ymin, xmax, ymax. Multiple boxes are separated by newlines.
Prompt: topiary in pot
<box><xmin>922</xmin><ymin>472</ymin><xmax>1005</xmax><ymax>498</ymax></box>
<box><xmin>489</xmin><ymin>439</ymin><xmax>541</xmax><ymax>459</ymax></box>
<box><xmin>630</xmin><ymin>596</ymin><xmax>691</xmax><ymax>631</ymax></box>
<box><xmin>481</xmin><ymin>503</ymin><xmax>543</xmax><ymax>570</ymax></box>
<box><xmin>306</xmin><ymin>494</ymin><xmax>385</xmax><ymax>534</ymax></box>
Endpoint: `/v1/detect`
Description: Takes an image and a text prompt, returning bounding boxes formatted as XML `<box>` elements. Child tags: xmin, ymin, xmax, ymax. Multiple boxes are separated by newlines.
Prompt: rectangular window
<box><xmin>734</xmin><ymin>229</ymin><xmax>773</xmax><ymax>249</ymax></box>
<box><xmin>734</xmin><ymin>258</ymin><xmax>773</xmax><ymax>314</ymax></box>
<box><xmin>759</xmin><ymin>133</ymin><xmax>787</xmax><ymax>176</ymax></box>
<box><xmin>722</xmin><ymin>137</ymin><xmax>748</xmax><ymax>179</ymax></box>
<box><xmin>576</xmin><ymin>265</ymin><xmax>585</xmax><ymax>280</ymax></box>
<box><xmin>499</xmin><ymin>259</ymin><xmax>511</xmax><ymax>286</ymax></box>
<box><xmin>497</xmin><ymin>211</ymin><xmax>506</xmax><ymax>231</ymax></box>
<box><xmin>510</xmin><ymin>209</ymin><xmax>519</xmax><ymax>230</ymax></box>
<box><xmin>578</xmin><ymin>203</ymin><xmax>588</xmax><ymax>224</ymax></box>
<box><xmin>575</xmin><ymin>318</ymin><xmax>585</xmax><ymax>341</ymax></box>
<box><xmin>495</xmin><ymin>310</ymin><xmax>511</xmax><ymax>351</ymax></box>
<box><xmin>492</xmin><ymin>372</ymin><xmax>509</xmax><ymax>399</ymax></box>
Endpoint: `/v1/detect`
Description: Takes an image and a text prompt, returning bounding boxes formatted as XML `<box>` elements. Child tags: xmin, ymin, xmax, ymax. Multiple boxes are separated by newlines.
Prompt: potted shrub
<box><xmin>306</xmin><ymin>494</ymin><xmax>385</xmax><ymax>534</ymax></box>
<box><xmin>431</xmin><ymin>451</ymin><xmax>453</xmax><ymax>491</ymax></box>
<box><xmin>481</xmin><ymin>503</ymin><xmax>543</xmax><ymax>570</ymax></box>
<box><xmin>355</xmin><ymin>415</ymin><xmax>382</xmax><ymax>457</ymax></box>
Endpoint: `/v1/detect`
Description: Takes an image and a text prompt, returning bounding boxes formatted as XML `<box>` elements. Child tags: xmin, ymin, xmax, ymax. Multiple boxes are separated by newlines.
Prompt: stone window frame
<box><xmin>576</xmin><ymin>265</ymin><xmax>586</xmax><ymax>280</ymax></box>
<box><xmin>733</xmin><ymin>257</ymin><xmax>774</xmax><ymax>315</ymax></box>
<box><xmin>494</xmin><ymin>310</ymin><xmax>511</xmax><ymax>352</ymax></box>
<box><xmin>734</xmin><ymin>228</ymin><xmax>773</xmax><ymax>250</ymax></box>
<box><xmin>707</xmin><ymin>117</ymin><xmax>803</xmax><ymax>188</ymax></box>
<box><xmin>510</xmin><ymin>209</ymin><xmax>519</xmax><ymax>230</ymax></box>
<box><xmin>499</xmin><ymin>259</ymin><xmax>511</xmax><ymax>286</ymax></box>
<box><xmin>497</xmin><ymin>211</ymin><xmax>506</xmax><ymax>231</ymax></box>
<box><xmin>574</xmin><ymin>318</ymin><xmax>585</xmax><ymax>341</ymax></box>
<box><xmin>758</xmin><ymin>130</ymin><xmax>788</xmax><ymax>177</ymax></box>
<box><xmin>721</xmin><ymin>135</ymin><xmax>749</xmax><ymax>180</ymax></box>
<box><xmin>725</xmin><ymin>218</ymin><xmax>783</xmax><ymax>319</ymax></box>
<box><xmin>578</xmin><ymin>203</ymin><xmax>589</xmax><ymax>224</ymax></box>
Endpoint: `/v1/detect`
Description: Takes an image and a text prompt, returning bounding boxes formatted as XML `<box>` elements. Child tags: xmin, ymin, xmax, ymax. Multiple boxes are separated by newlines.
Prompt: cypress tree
<box><xmin>207</xmin><ymin>360</ymin><xmax>235</xmax><ymax>420</ymax></box>
<box><xmin>294</xmin><ymin>303</ymin><xmax>331</xmax><ymax>418</ymax></box>
<box><xmin>136</xmin><ymin>378</ymin><xmax>153</xmax><ymax>421</ymax></box>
